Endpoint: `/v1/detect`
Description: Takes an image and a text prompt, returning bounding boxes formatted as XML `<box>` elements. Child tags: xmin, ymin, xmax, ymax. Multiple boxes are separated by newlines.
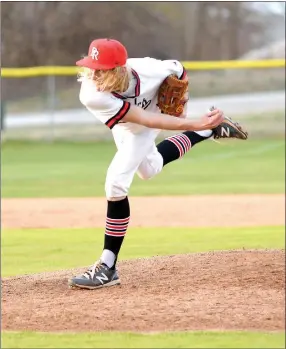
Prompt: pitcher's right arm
<box><xmin>122</xmin><ymin>105</ymin><xmax>224</xmax><ymax>132</ymax></box>
<box><xmin>79</xmin><ymin>81</ymin><xmax>223</xmax><ymax>131</ymax></box>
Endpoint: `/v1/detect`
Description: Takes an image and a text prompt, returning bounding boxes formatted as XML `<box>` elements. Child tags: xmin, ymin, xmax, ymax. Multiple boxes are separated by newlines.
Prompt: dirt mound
<box><xmin>2</xmin><ymin>249</ymin><xmax>285</xmax><ymax>332</ymax></box>
<box><xmin>2</xmin><ymin>194</ymin><xmax>285</xmax><ymax>228</ymax></box>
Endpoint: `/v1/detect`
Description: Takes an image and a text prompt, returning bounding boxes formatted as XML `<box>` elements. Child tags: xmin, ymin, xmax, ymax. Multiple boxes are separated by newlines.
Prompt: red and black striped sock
<box><xmin>157</xmin><ymin>131</ymin><xmax>209</xmax><ymax>166</ymax></box>
<box><xmin>103</xmin><ymin>197</ymin><xmax>130</xmax><ymax>269</ymax></box>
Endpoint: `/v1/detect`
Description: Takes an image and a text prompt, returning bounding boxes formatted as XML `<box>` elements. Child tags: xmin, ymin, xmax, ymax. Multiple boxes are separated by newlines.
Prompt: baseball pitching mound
<box><xmin>2</xmin><ymin>249</ymin><xmax>285</xmax><ymax>332</ymax></box>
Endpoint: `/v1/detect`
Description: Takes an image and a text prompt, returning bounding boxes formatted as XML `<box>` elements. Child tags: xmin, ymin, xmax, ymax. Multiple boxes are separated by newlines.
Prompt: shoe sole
<box><xmin>68</xmin><ymin>278</ymin><xmax>121</xmax><ymax>290</ymax></box>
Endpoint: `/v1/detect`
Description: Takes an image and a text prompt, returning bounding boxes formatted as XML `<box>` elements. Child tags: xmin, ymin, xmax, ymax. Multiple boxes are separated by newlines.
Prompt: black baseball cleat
<box><xmin>212</xmin><ymin>115</ymin><xmax>248</xmax><ymax>140</ymax></box>
<box><xmin>68</xmin><ymin>260</ymin><xmax>120</xmax><ymax>290</ymax></box>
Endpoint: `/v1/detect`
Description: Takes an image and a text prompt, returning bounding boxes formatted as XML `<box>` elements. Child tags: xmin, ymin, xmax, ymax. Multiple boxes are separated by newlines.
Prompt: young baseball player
<box><xmin>69</xmin><ymin>38</ymin><xmax>248</xmax><ymax>290</ymax></box>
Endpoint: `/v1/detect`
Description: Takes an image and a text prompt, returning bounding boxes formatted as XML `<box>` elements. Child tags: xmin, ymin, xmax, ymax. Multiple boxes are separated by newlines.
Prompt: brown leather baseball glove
<box><xmin>157</xmin><ymin>74</ymin><xmax>189</xmax><ymax>117</ymax></box>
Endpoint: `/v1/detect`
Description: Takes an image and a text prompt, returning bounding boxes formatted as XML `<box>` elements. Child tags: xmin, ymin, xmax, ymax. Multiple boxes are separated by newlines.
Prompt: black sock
<box><xmin>104</xmin><ymin>197</ymin><xmax>130</xmax><ymax>269</ymax></box>
<box><xmin>157</xmin><ymin>131</ymin><xmax>210</xmax><ymax>166</ymax></box>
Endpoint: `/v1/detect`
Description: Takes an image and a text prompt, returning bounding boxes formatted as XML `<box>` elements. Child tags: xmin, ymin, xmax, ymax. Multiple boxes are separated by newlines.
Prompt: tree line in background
<box><xmin>1</xmin><ymin>1</ymin><xmax>285</xmax><ymax>67</ymax></box>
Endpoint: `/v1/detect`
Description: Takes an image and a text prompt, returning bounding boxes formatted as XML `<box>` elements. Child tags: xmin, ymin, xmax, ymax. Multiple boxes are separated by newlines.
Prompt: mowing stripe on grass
<box><xmin>2</xmin><ymin>139</ymin><xmax>285</xmax><ymax>197</ymax></box>
<box><xmin>190</xmin><ymin>140</ymin><xmax>284</xmax><ymax>161</ymax></box>
<box><xmin>2</xmin><ymin>226</ymin><xmax>284</xmax><ymax>277</ymax></box>
<box><xmin>2</xmin><ymin>330</ymin><xmax>285</xmax><ymax>348</ymax></box>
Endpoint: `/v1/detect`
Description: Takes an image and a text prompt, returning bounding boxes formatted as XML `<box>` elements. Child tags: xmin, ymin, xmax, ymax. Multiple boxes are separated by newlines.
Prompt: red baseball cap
<box><xmin>76</xmin><ymin>38</ymin><xmax>128</xmax><ymax>70</ymax></box>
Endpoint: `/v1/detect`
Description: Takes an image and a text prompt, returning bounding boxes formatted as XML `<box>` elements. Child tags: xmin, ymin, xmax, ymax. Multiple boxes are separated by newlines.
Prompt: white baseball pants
<box><xmin>105</xmin><ymin>128</ymin><xmax>163</xmax><ymax>198</ymax></box>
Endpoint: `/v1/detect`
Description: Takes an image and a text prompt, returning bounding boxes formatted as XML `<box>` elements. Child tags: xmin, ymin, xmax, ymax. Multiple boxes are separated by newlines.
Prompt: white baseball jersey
<box><xmin>79</xmin><ymin>57</ymin><xmax>186</xmax><ymax>133</ymax></box>
<box><xmin>79</xmin><ymin>58</ymin><xmax>186</xmax><ymax>199</ymax></box>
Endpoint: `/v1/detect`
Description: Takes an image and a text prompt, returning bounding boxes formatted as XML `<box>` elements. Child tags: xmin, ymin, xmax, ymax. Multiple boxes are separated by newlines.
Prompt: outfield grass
<box><xmin>2</xmin><ymin>138</ymin><xmax>285</xmax><ymax>197</ymax></box>
<box><xmin>2</xmin><ymin>331</ymin><xmax>285</xmax><ymax>348</ymax></box>
<box><xmin>2</xmin><ymin>226</ymin><xmax>284</xmax><ymax>277</ymax></box>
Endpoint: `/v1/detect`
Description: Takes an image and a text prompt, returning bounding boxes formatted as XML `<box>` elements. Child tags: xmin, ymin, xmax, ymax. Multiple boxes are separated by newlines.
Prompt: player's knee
<box><xmin>137</xmin><ymin>153</ymin><xmax>163</xmax><ymax>180</ymax></box>
<box><xmin>137</xmin><ymin>169</ymin><xmax>155</xmax><ymax>180</ymax></box>
<box><xmin>137</xmin><ymin>163</ymin><xmax>162</xmax><ymax>180</ymax></box>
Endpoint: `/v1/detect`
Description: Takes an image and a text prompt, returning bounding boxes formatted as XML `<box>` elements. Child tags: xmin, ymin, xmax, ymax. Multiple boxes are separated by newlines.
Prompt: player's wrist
<box><xmin>184</xmin><ymin>120</ymin><xmax>208</xmax><ymax>131</ymax></box>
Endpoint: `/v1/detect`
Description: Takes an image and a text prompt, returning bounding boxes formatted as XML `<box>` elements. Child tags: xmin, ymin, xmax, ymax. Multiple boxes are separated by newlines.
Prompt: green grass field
<box><xmin>2</xmin><ymin>331</ymin><xmax>285</xmax><ymax>349</ymax></box>
<box><xmin>2</xmin><ymin>226</ymin><xmax>284</xmax><ymax>277</ymax></box>
<box><xmin>2</xmin><ymin>138</ymin><xmax>285</xmax><ymax>197</ymax></box>
<box><xmin>2</xmin><ymin>138</ymin><xmax>285</xmax><ymax>348</ymax></box>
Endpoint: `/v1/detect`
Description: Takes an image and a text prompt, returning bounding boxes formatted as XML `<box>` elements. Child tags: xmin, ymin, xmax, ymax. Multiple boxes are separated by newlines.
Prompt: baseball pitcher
<box><xmin>69</xmin><ymin>38</ymin><xmax>248</xmax><ymax>290</ymax></box>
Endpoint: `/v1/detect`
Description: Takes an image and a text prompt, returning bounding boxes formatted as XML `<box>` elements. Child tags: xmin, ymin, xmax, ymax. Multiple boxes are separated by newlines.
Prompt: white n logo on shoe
<box><xmin>96</xmin><ymin>272</ymin><xmax>109</xmax><ymax>284</ymax></box>
<box><xmin>221</xmin><ymin>127</ymin><xmax>230</xmax><ymax>137</ymax></box>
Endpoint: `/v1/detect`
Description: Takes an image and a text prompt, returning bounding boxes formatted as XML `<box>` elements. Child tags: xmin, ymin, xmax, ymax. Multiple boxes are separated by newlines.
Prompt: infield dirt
<box><xmin>2</xmin><ymin>250</ymin><xmax>285</xmax><ymax>332</ymax></box>
<box><xmin>2</xmin><ymin>194</ymin><xmax>285</xmax><ymax>228</ymax></box>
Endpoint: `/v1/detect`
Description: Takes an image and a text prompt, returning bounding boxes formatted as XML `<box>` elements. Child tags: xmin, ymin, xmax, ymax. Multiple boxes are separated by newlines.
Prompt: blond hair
<box><xmin>78</xmin><ymin>63</ymin><xmax>130</xmax><ymax>93</ymax></box>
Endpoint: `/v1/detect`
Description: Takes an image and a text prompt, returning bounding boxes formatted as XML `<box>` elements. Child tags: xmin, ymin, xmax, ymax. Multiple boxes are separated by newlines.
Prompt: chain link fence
<box><xmin>2</xmin><ymin>67</ymin><xmax>285</xmax><ymax>141</ymax></box>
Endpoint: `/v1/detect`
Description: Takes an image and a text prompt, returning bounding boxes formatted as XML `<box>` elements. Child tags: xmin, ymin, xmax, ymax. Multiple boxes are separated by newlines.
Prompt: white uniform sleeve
<box><xmin>159</xmin><ymin>60</ymin><xmax>187</xmax><ymax>80</ymax></box>
<box><xmin>128</xmin><ymin>57</ymin><xmax>187</xmax><ymax>81</ymax></box>
<box><xmin>79</xmin><ymin>80</ymin><xmax>130</xmax><ymax>129</ymax></box>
